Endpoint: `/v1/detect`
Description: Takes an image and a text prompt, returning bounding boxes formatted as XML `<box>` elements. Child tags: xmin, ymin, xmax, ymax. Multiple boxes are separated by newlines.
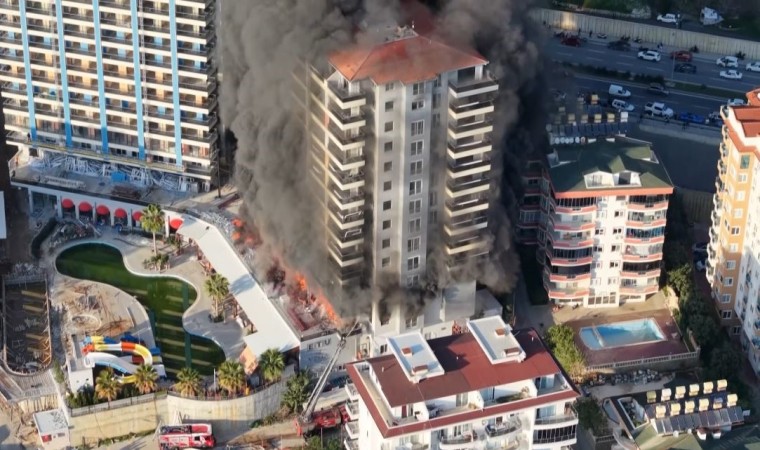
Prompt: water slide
<box><xmin>84</xmin><ymin>336</ymin><xmax>166</xmax><ymax>381</ymax></box>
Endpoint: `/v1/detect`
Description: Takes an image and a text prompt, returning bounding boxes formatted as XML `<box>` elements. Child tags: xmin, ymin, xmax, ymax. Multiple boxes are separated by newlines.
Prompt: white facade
<box><xmin>345</xmin><ymin>317</ymin><xmax>579</xmax><ymax>450</ymax></box>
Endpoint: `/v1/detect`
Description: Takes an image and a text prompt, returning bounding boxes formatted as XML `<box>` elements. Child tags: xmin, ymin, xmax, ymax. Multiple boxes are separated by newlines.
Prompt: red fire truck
<box><xmin>158</xmin><ymin>424</ymin><xmax>215</xmax><ymax>450</ymax></box>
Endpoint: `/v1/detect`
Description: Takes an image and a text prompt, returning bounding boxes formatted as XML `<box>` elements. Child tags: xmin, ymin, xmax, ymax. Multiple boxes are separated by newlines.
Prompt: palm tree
<box><xmin>204</xmin><ymin>272</ymin><xmax>230</xmax><ymax>319</ymax></box>
<box><xmin>141</xmin><ymin>204</ymin><xmax>165</xmax><ymax>255</ymax></box>
<box><xmin>95</xmin><ymin>368</ymin><xmax>121</xmax><ymax>406</ymax></box>
<box><xmin>281</xmin><ymin>371</ymin><xmax>311</xmax><ymax>414</ymax></box>
<box><xmin>217</xmin><ymin>360</ymin><xmax>245</xmax><ymax>397</ymax></box>
<box><xmin>133</xmin><ymin>364</ymin><xmax>158</xmax><ymax>395</ymax></box>
<box><xmin>174</xmin><ymin>367</ymin><xmax>202</xmax><ymax>397</ymax></box>
<box><xmin>258</xmin><ymin>348</ymin><xmax>285</xmax><ymax>384</ymax></box>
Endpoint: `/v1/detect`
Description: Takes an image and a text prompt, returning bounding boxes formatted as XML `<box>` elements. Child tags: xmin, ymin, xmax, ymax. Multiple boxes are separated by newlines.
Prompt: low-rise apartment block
<box><xmin>344</xmin><ymin>316</ymin><xmax>580</xmax><ymax>450</ymax></box>
<box><xmin>537</xmin><ymin>138</ymin><xmax>674</xmax><ymax>307</ymax></box>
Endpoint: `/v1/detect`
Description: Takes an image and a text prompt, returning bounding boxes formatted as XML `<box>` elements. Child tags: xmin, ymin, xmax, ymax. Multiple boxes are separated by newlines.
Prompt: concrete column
<box><xmin>55</xmin><ymin>195</ymin><xmax>62</xmax><ymax>218</ymax></box>
<box><xmin>110</xmin><ymin>207</ymin><xmax>115</xmax><ymax>227</ymax></box>
<box><xmin>75</xmin><ymin>205</ymin><xmax>80</xmax><ymax>220</ymax></box>
<box><xmin>27</xmin><ymin>189</ymin><xmax>34</xmax><ymax>212</ymax></box>
<box><xmin>92</xmin><ymin>203</ymin><xmax>97</xmax><ymax>224</ymax></box>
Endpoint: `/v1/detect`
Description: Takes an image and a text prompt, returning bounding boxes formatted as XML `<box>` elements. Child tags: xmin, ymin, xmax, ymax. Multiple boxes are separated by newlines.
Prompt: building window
<box><xmin>726</xmin><ymin>260</ymin><xmax>736</xmax><ymax>270</ymax></box>
<box><xmin>432</xmin><ymin>93</ymin><xmax>441</xmax><ymax>109</ymax></box>
<box><xmin>384</xmin><ymin>161</ymin><xmax>392</xmax><ymax>172</ymax></box>
<box><xmin>410</xmin><ymin>161</ymin><xmax>423</xmax><ymax>175</ymax></box>
<box><xmin>411</xmin><ymin>100</ymin><xmax>424</xmax><ymax>110</ymax></box>
<box><xmin>385</xmin><ymin>83</ymin><xmax>394</xmax><ymax>91</ymax></box>
<box><xmin>611</xmin><ymin>245</ymin><xmax>620</xmax><ymax>252</ymax></box>
<box><xmin>383</xmin><ymin>200</ymin><xmax>391</xmax><ymax>211</ymax></box>
<box><xmin>407</xmin><ymin>237</ymin><xmax>420</xmax><ymax>252</ymax></box>
<box><xmin>729</xmin><ymin>243</ymin><xmax>738</xmax><ymax>253</ymax></box>
<box><xmin>383</xmin><ymin>181</ymin><xmax>392</xmax><ymax>191</ymax></box>
<box><xmin>429</xmin><ymin>192</ymin><xmax>437</xmax><ymax>207</ymax></box>
<box><xmin>405</xmin><ymin>314</ymin><xmax>418</xmax><ymax>327</ymax></box>
<box><xmin>429</xmin><ymin>210</ymin><xmax>437</xmax><ymax>224</ymax></box>
<box><xmin>593</xmin><ymin>245</ymin><xmax>603</xmax><ymax>253</ymax></box>
<box><xmin>731</xmin><ymin>227</ymin><xmax>740</xmax><ymax>236</ymax></box>
<box><xmin>739</xmin><ymin>173</ymin><xmax>748</xmax><ymax>183</ymax></box>
<box><xmin>614</xmin><ymin>211</ymin><xmax>623</xmax><ymax>217</ymax></box>
<box><xmin>737</xmin><ymin>191</ymin><xmax>746</xmax><ymax>201</ymax></box>
<box><xmin>433</xmin><ymin>113</ymin><xmax>441</xmax><ymax>128</ymax></box>
<box><xmin>381</xmin><ymin>257</ymin><xmax>390</xmax><ymax>267</ymax></box>
<box><xmin>407</xmin><ymin>256</ymin><xmax>420</xmax><ymax>270</ymax></box>
<box><xmin>409</xmin><ymin>218</ymin><xmax>421</xmax><ymax>233</ymax></box>
<box><xmin>735</xmin><ymin>209</ymin><xmax>743</xmax><ymax>219</ymax></box>
<box><xmin>595</xmin><ymin>228</ymin><xmax>604</xmax><ymax>235</ymax></box>
<box><xmin>721</xmin><ymin>293</ymin><xmax>731</xmax><ymax>303</ymax></box>
<box><xmin>409</xmin><ymin>180</ymin><xmax>422</xmax><ymax>195</ymax></box>
<box><xmin>412</xmin><ymin>82</ymin><xmax>424</xmax><ymax>96</ymax></box>
<box><xmin>384</xmin><ymin>141</ymin><xmax>393</xmax><ymax>152</ymax></box>
<box><xmin>379</xmin><ymin>344</ymin><xmax>388</xmax><ymax>353</ymax></box>
<box><xmin>724</xmin><ymin>277</ymin><xmax>733</xmax><ymax>287</ymax></box>
<box><xmin>434</xmin><ymin>75</ymin><xmax>441</xmax><ymax>88</ymax></box>
<box><xmin>385</xmin><ymin>101</ymin><xmax>394</xmax><ymax>112</ymax></box>
<box><xmin>411</xmin><ymin>120</ymin><xmax>424</xmax><ymax>136</ymax></box>
<box><xmin>609</xmin><ymin>261</ymin><xmax>620</xmax><ymax>268</ymax></box>
<box><xmin>740</xmin><ymin>155</ymin><xmax>750</xmax><ymax>169</ymax></box>
<box><xmin>382</xmin><ymin>238</ymin><xmax>390</xmax><ymax>249</ymax></box>
<box><xmin>382</xmin><ymin>220</ymin><xmax>391</xmax><ymax>229</ymax></box>
<box><xmin>721</xmin><ymin>310</ymin><xmax>732</xmax><ymax>319</ymax></box>
<box><xmin>732</xmin><ymin>325</ymin><xmax>741</xmax><ymax>335</ymax></box>
<box><xmin>410</xmin><ymin>140</ymin><xmax>423</xmax><ymax>156</ymax></box>
<box><xmin>409</xmin><ymin>199</ymin><xmax>421</xmax><ymax>214</ymax></box>
<box><xmin>612</xmin><ymin>228</ymin><xmax>622</xmax><ymax>235</ymax></box>
<box><xmin>384</xmin><ymin>121</ymin><xmax>394</xmax><ymax>132</ymax></box>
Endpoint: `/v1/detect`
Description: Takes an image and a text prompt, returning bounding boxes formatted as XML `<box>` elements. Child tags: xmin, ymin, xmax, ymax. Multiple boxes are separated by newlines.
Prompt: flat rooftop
<box><xmin>388</xmin><ymin>332</ymin><xmax>445</xmax><ymax>383</ymax></box>
<box><xmin>468</xmin><ymin>316</ymin><xmax>525</xmax><ymax>365</ymax></box>
<box><xmin>33</xmin><ymin>408</ymin><xmax>68</xmax><ymax>435</ymax></box>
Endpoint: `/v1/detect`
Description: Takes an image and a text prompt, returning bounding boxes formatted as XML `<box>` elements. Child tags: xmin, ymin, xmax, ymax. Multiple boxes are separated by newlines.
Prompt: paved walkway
<box><xmin>638</xmin><ymin>117</ymin><xmax>721</xmax><ymax>145</ymax></box>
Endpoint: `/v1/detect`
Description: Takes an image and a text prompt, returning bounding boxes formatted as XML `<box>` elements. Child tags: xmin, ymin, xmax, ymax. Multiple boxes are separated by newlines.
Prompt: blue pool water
<box><xmin>579</xmin><ymin>319</ymin><xmax>665</xmax><ymax>350</ymax></box>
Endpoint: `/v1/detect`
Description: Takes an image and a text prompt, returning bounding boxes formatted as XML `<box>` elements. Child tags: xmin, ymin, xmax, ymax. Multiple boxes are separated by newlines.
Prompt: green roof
<box><xmin>547</xmin><ymin>138</ymin><xmax>673</xmax><ymax>193</ymax></box>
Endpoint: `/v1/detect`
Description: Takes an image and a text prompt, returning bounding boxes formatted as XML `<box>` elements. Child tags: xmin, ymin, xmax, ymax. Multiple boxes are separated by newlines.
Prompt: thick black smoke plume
<box><xmin>220</xmin><ymin>0</ymin><xmax>549</xmax><ymax>316</ymax></box>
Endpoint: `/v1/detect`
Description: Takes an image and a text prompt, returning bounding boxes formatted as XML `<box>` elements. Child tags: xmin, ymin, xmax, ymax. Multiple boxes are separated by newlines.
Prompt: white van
<box><xmin>608</xmin><ymin>84</ymin><xmax>631</xmax><ymax>98</ymax></box>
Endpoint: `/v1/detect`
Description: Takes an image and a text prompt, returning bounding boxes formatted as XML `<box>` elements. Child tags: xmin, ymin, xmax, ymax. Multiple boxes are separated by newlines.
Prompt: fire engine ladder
<box><xmin>297</xmin><ymin>321</ymin><xmax>361</xmax><ymax>428</ymax></box>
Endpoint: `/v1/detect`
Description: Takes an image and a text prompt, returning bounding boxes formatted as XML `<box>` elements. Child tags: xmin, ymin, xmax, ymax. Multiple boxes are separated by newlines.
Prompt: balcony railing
<box><xmin>439</xmin><ymin>433</ymin><xmax>474</xmax><ymax>446</ymax></box>
<box><xmin>486</xmin><ymin>419</ymin><xmax>521</xmax><ymax>437</ymax></box>
<box><xmin>535</xmin><ymin>407</ymin><xmax>577</xmax><ymax>425</ymax></box>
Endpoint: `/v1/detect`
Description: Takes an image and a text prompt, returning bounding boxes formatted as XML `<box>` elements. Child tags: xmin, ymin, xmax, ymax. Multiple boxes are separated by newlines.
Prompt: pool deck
<box><xmin>567</xmin><ymin>309</ymin><xmax>689</xmax><ymax>368</ymax></box>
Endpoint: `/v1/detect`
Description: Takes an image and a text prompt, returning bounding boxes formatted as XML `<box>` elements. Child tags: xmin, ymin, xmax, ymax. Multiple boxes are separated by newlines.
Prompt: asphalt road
<box><xmin>545</xmin><ymin>36</ymin><xmax>760</xmax><ymax>92</ymax></box>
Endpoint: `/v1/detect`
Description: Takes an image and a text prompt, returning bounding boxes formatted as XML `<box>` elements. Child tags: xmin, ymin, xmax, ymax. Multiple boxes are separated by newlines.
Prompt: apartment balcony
<box><xmin>345</xmin><ymin>383</ymin><xmax>359</xmax><ymax>402</ymax></box>
<box><xmin>628</xmin><ymin>196</ymin><xmax>668</xmax><ymax>211</ymax></box>
<box><xmin>534</xmin><ymin>407</ymin><xmax>578</xmax><ymax>429</ymax></box>
<box><xmin>343</xmin><ymin>438</ymin><xmax>359</xmax><ymax>450</ymax></box>
<box><xmin>718</xmin><ymin>159</ymin><xmax>726</xmax><ymax>176</ymax></box>
<box><xmin>532</xmin><ymin>427</ymin><xmax>577</xmax><ymax>447</ymax></box>
<box><xmin>448</xmin><ymin>98</ymin><xmax>494</xmax><ymax>120</ymax></box>
<box><xmin>327</xmin><ymin>223</ymin><xmax>363</xmax><ymax>249</ymax></box>
<box><xmin>546</xmin><ymin>232</ymin><xmax>593</xmax><ymax>249</ymax></box>
<box><xmin>0</xmin><ymin>0</ymin><xmax>19</xmax><ymax>13</ymax></box>
<box><xmin>624</xmin><ymin>233</ymin><xmax>665</xmax><ymax>244</ymax></box>
<box><xmin>448</xmin><ymin>75</ymin><xmax>498</xmax><ymax>99</ymax></box>
<box><xmin>2</xmin><ymin>99</ymin><xmax>26</xmax><ymax>113</ymax></box>
<box><xmin>545</xmin><ymin>265</ymin><xmax>592</xmax><ymax>283</ymax></box>
<box><xmin>328</xmin><ymin>184</ymin><xmax>365</xmax><ymax>210</ymax></box>
<box><xmin>485</xmin><ymin>419</ymin><xmax>521</xmax><ymax>438</ymax></box>
<box><xmin>622</xmin><ymin>246</ymin><xmax>663</xmax><ymax>263</ymax></box>
<box><xmin>328</xmin><ymin>204</ymin><xmax>364</xmax><ymax>230</ymax></box>
<box><xmin>327</xmin><ymin>123</ymin><xmax>365</xmax><ymax>150</ymax></box>
<box><xmin>620</xmin><ymin>268</ymin><xmax>660</xmax><ymax>279</ymax></box>
<box><xmin>439</xmin><ymin>433</ymin><xmax>476</xmax><ymax>450</ymax></box>
<box><xmin>713</xmin><ymin>193</ymin><xmax>722</xmax><ymax>210</ymax></box>
<box><xmin>345</xmin><ymin>401</ymin><xmax>359</xmax><ymax>421</ymax></box>
<box><xmin>545</xmin><ymin>285</ymin><xmax>590</xmax><ymax>300</ymax></box>
<box><xmin>445</xmin><ymin>175</ymin><xmax>490</xmax><ymax>198</ymax></box>
<box><xmin>447</xmin><ymin>157</ymin><xmax>491</xmax><ymax>178</ymax></box>
<box><xmin>546</xmin><ymin>249</ymin><xmax>593</xmax><ymax>267</ymax></box>
<box><xmin>620</xmin><ymin>283</ymin><xmax>659</xmax><ymax>295</ymax></box>
<box><xmin>327</xmin><ymin>104</ymin><xmax>365</xmax><ymax>130</ymax></box>
<box><xmin>626</xmin><ymin>216</ymin><xmax>667</xmax><ymax>228</ymax></box>
<box><xmin>327</xmin><ymin>166</ymin><xmax>364</xmax><ymax>191</ymax></box>
<box><xmin>445</xmin><ymin>234</ymin><xmax>488</xmax><ymax>255</ymax></box>
<box><xmin>0</xmin><ymin>48</ymin><xmax>25</xmax><ymax>65</ymax></box>
<box><xmin>328</xmin><ymin>243</ymin><xmax>363</xmax><ymax>267</ymax></box>
<box><xmin>326</xmin><ymin>82</ymin><xmax>365</xmax><ymax>109</ymax></box>
<box><xmin>711</xmin><ymin>209</ymin><xmax>721</xmax><ymax>228</ymax></box>
<box><xmin>325</xmin><ymin>142</ymin><xmax>364</xmax><ymax>171</ymax></box>
<box><xmin>447</xmin><ymin>137</ymin><xmax>492</xmax><ymax>159</ymax></box>
<box><xmin>447</xmin><ymin>118</ymin><xmax>493</xmax><ymax>140</ymax></box>
<box><xmin>444</xmin><ymin>214</ymin><xmax>488</xmax><ymax>236</ymax></box>
<box><xmin>344</xmin><ymin>421</ymin><xmax>359</xmax><ymax>440</ymax></box>
<box><xmin>444</xmin><ymin>196</ymin><xmax>489</xmax><ymax>217</ymax></box>
<box><xmin>328</xmin><ymin>258</ymin><xmax>363</xmax><ymax>286</ymax></box>
<box><xmin>547</xmin><ymin>214</ymin><xmax>595</xmax><ymax>232</ymax></box>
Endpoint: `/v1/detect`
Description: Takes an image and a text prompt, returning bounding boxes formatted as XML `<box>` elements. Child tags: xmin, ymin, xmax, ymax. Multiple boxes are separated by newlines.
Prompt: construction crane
<box><xmin>295</xmin><ymin>321</ymin><xmax>361</xmax><ymax>436</ymax></box>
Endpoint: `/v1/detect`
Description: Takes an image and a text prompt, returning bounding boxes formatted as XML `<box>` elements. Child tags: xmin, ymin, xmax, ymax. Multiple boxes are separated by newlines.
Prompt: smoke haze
<box><xmin>220</xmin><ymin>0</ymin><xmax>549</xmax><ymax>316</ymax></box>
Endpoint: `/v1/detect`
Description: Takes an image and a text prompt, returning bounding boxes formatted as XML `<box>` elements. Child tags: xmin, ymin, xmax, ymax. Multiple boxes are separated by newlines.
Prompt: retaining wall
<box><xmin>530</xmin><ymin>8</ymin><xmax>760</xmax><ymax>59</ymax></box>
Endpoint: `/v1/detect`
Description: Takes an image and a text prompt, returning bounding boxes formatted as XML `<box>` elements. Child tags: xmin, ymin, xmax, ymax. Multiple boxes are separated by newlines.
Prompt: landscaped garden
<box><xmin>56</xmin><ymin>243</ymin><xmax>225</xmax><ymax>376</ymax></box>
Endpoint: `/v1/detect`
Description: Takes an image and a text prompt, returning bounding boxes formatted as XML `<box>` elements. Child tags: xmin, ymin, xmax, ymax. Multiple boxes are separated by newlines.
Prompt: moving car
<box><xmin>746</xmin><ymin>61</ymin><xmax>760</xmax><ymax>72</ymax></box>
<box><xmin>645</xmin><ymin>101</ymin><xmax>674</xmax><ymax>118</ymax></box>
<box><xmin>670</xmin><ymin>50</ymin><xmax>692</xmax><ymax>62</ymax></box>
<box><xmin>647</xmin><ymin>83</ymin><xmax>669</xmax><ymax>96</ymax></box>
<box><xmin>675</xmin><ymin>63</ymin><xmax>697</xmax><ymax>74</ymax></box>
<box><xmin>638</xmin><ymin>50</ymin><xmax>661</xmax><ymax>62</ymax></box>
<box><xmin>716</xmin><ymin>56</ymin><xmax>739</xmax><ymax>68</ymax></box>
<box><xmin>678</xmin><ymin>112</ymin><xmax>706</xmax><ymax>124</ymax></box>
<box><xmin>657</xmin><ymin>13</ymin><xmax>679</xmax><ymax>23</ymax></box>
<box><xmin>727</xmin><ymin>98</ymin><xmax>746</xmax><ymax>106</ymax></box>
<box><xmin>720</xmin><ymin>69</ymin><xmax>743</xmax><ymax>80</ymax></box>
<box><xmin>607</xmin><ymin>40</ymin><xmax>631</xmax><ymax>51</ymax></box>
<box><xmin>610</xmin><ymin>99</ymin><xmax>635</xmax><ymax>112</ymax></box>
<box><xmin>608</xmin><ymin>84</ymin><xmax>632</xmax><ymax>98</ymax></box>
<box><xmin>561</xmin><ymin>35</ymin><xmax>582</xmax><ymax>47</ymax></box>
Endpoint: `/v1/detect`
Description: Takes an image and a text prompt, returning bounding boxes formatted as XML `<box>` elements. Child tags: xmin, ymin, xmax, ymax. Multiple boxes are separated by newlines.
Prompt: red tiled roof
<box><xmin>361</xmin><ymin>328</ymin><xmax>568</xmax><ymax>408</ymax></box>
<box><xmin>747</xmin><ymin>89</ymin><xmax>760</xmax><ymax>107</ymax></box>
<box><xmin>328</xmin><ymin>34</ymin><xmax>486</xmax><ymax>85</ymax></box>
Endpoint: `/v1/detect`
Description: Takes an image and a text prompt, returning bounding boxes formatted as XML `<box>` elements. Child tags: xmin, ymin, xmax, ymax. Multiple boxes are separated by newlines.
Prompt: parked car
<box><xmin>610</xmin><ymin>99</ymin><xmax>635</xmax><ymax>112</ymax></box>
<box><xmin>670</xmin><ymin>50</ymin><xmax>692</xmax><ymax>62</ymax></box>
<box><xmin>657</xmin><ymin>13</ymin><xmax>679</xmax><ymax>23</ymax></box>
<box><xmin>707</xmin><ymin>111</ymin><xmax>722</xmax><ymax>126</ymax></box>
<box><xmin>647</xmin><ymin>83</ymin><xmax>669</xmax><ymax>96</ymax></box>
<box><xmin>678</xmin><ymin>112</ymin><xmax>706</xmax><ymax>124</ymax></box>
<box><xmin>645</xmin><ymin>101</ymin><xmax>674</xmax><ymax>118</ymax></box>
<box><xmin>692</xmin><ymin>242</ymin><xmax>708</xmax><ymax>253</ymax></box>
<box><xmin>552</xmin><ymin>89</ymin><xmax>567</xmax><ymax>103</ymax></box>
<box><xmin>716</xmin><ymin>56</ymin><xmax>739</xmax><ymax>67</ymax></box>
<box><xmin>638</xmin><ymin>50</ymin><xmax>661</xmax><ymax>62</ymax></box>
<box><xmin>561</xmin><ymin>35</ymin><xmax>582</xmax><ymax>47</ymax></box>
<box><xmin>720</xmin><ymin>69</ymin><xmax>743</xmax><ymax>80</ymax></box>
<box><xmin>607</xmin><ymin>40</ymin><xmax>631</xmax><ymax>51</ymax></box>
<box><xmin>727</xmin><ymin>98</ymin><xmax>747</xmax><ymax>106</ymax></box>
<box><xmin>674</xmin><ymin>63</ymin><xmax>697</xmax><ymax>74</ymax></box>
<box><xmin>608</xmin><ymin>84</ymin><xmax>632</xmax><ymax>98</ymax></box>
<box><xmin>746</xmin><ymin>61</ymin><xmax>760</xmax><ymax>72</ymax></box>
<box><xmin>694</xmin><ymin>260</ymin><xmax>707</xmax><ymax>271</ymax></box>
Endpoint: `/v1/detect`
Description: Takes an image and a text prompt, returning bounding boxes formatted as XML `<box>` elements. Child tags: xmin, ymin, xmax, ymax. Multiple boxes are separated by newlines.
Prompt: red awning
<box><xmin>61</xmin><ymin>199</ymin><xmax>74</xmax><ymax>209</ymax></box>
<box><xmin>79</xmin><ymin>202</ymin><xmax>92</xmax><ymax>212</ymax></box>
<box><xmin>96</xmin><ymin>205</ymin><xmax>109</xmax><ymax>216</ymax></box>
<box><xmin>169</xmin><ymin>218</ymin><xmax>183</xmax><ymax>229</ymax></box>
<box><xmin>114</xmin><ymin>208</ymin><xmax>127</xmax><ymax>219</ymax></box>
<box><xmin>132</xmin><ymin>211</ymin><xmax>143</xmax><ymax>221</ymax></box>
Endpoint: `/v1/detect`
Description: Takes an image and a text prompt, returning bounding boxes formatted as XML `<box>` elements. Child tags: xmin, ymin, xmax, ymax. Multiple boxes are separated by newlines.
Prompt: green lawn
<box><xmin>518</xmin><ymin>245</ymin><xmax>549</xmax><ymax>305</ymax></box>
<box><xmin>56</xmin><ymin>243</ymin><xmax>225</xmax><ymax>376</ymax></box>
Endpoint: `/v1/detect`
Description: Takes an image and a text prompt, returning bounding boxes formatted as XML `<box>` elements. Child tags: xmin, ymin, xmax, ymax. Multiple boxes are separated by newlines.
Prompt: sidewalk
<box><xmin>637</xmin><ymin>117</ymin><xmax>721</xmax><ymax>145</ymax></box>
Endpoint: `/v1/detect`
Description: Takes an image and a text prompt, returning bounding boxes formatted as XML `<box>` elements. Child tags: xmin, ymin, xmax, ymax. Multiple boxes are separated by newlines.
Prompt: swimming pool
<box><xmin>579</xmin><ymin>318</ymin><xmax>665</xmax><ymax>350</ymax></box>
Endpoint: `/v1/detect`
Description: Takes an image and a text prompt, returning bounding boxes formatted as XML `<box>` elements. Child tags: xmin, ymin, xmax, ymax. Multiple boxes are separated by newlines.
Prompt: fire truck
<box><xmin>158</xmin><ymin>424</ymin><xmax>215</xmax><ymax>450</ymax></box>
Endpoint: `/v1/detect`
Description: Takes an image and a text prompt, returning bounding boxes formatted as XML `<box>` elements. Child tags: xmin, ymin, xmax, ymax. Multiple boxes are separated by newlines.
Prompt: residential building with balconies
<box><xmin>709</xmin><ymin>89</ymin><xmax>760</xmax><ymax>374</ymax></box>
<box><xmin>344</xmin><ymin>315</ymin><xmax>580</xmax><ymax>450</ymax></box>
<box><xmin>1</xmin><ymin>0</ymin><xmax>218</xmax><ymax>218</ymax></box>
<box><xmin>302</xmin><ymin>22</ymin><xmax>500</xmax><ymax>339</ymax></box>
<box><xmin>537</xmin><ymin>137</ymin><xmax>673</xmax><ymax>307</ymax></box>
